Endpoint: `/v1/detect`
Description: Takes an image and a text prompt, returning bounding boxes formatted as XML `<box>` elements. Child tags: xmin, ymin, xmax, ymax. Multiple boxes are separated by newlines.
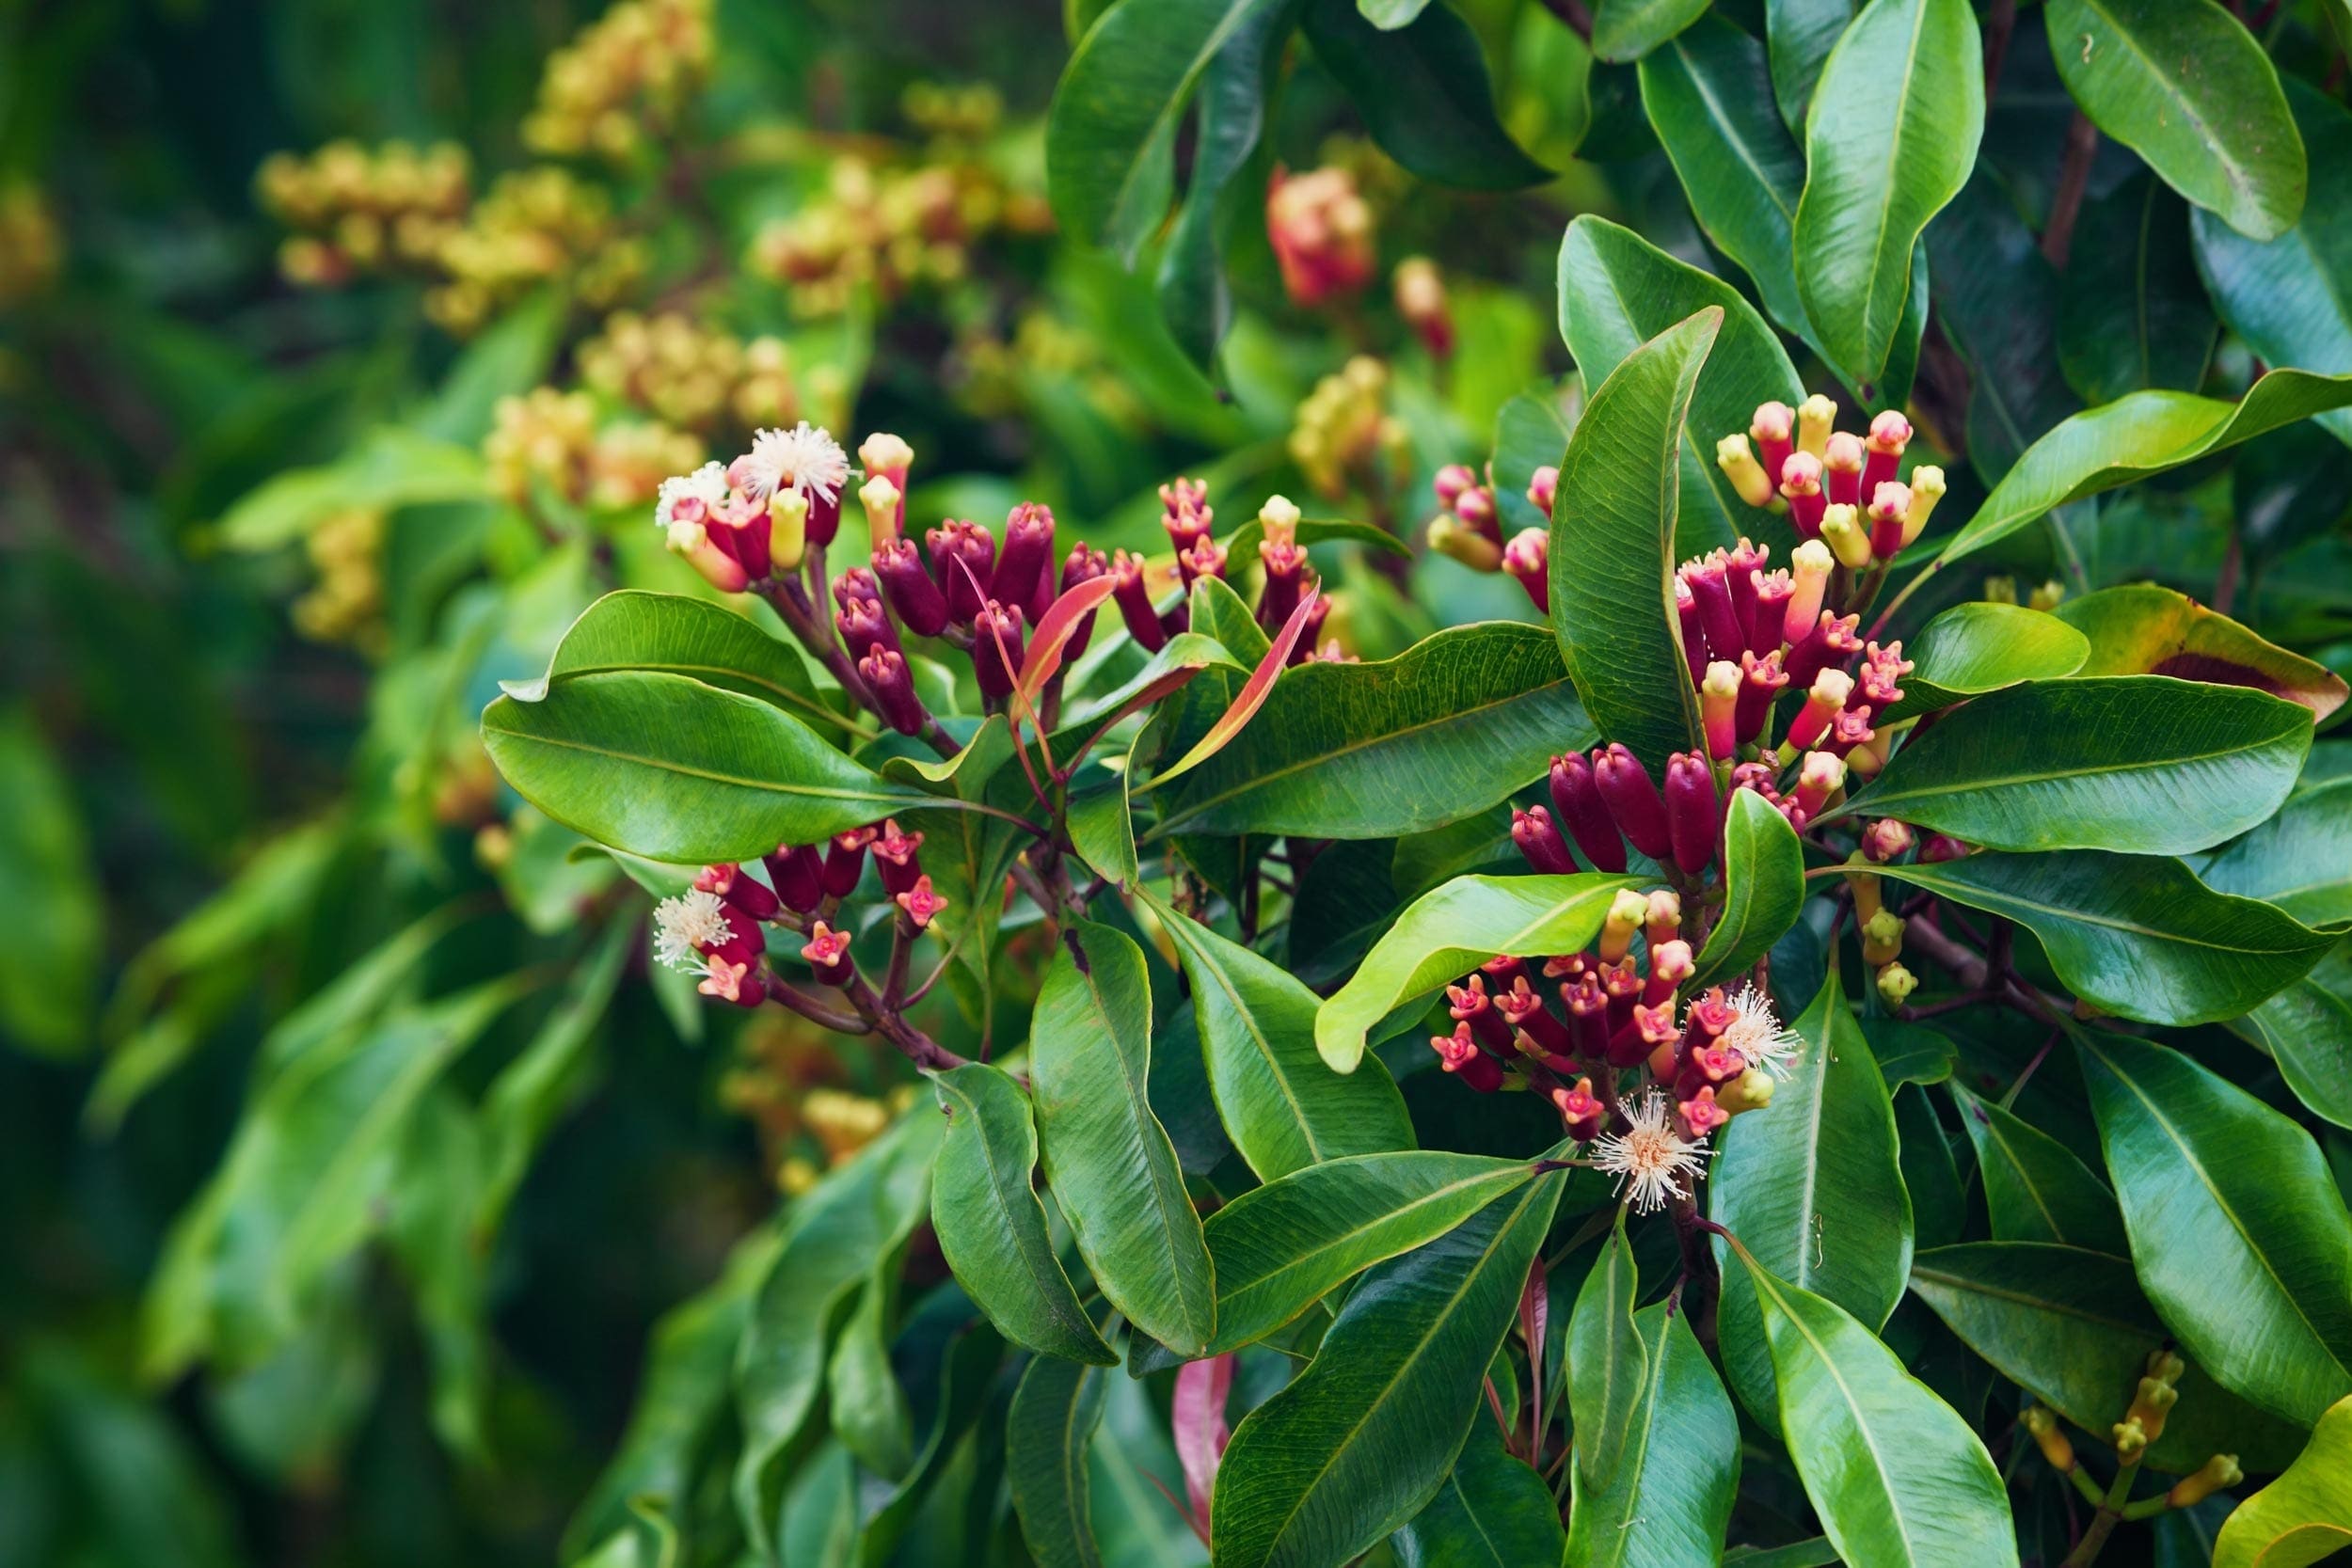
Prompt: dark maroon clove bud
<box><xmin>1109</xmin><ymin>548</ymin><xmax>1167</xmax><ymax>652</ymax></box>
<box><xmin>823</xmin><ymin>826</ymin><xmax>877</xmax><ymax>897</ymax></box>
<box><xmin>859</xmin><ymin>647</ymin><xmax>930</xmax><ymax>736</ymax></box>
<box><xmin>1548</xmin><ymin>752</ymin><xmax>1627</xmax><ymax>873</ymax></box>
<box><xmin>872</xmin><ymin>537</ymin><xmax>948</xmax><ymax>638</ymax></box>
<box><xmin>837</xmin><ymin>594</ymin><xmax>899</xmax><ymax>664</ymax></box>
<box><xmin>872</xmin><ymin>819</ymin><xmax>925</xmax><ymax>895</ymax></box>
<box><xmin>993</xmin><ymin>501</ymin><xmax>1057</xmax><ymax>618</ymax></box>
<box><xmin>1664</xmin><ymin>752</ymin><xmax>1720</xmax><ymax>875</ymax></box>
<box><xmin>1593</xmin><ymin>744</ymin><xmax>1674</xmax><ymax>863</ymax></box>
<box><xmin>1059</xmin><ymin>544</ymin><xmax>1111</xmax><ymax>662</ymax></box>
<box><xmin>927</xmin><ymin>518</ymin><xmax>996</xmax><ymax>626</ymax></box>
<box><xmin>1511</xmin><ymin>805</ymin><xmax>1577</xmax><ymax>875</ymax></box>
<box><xmin>1679</xmin><ymin>554</ymin><xmax>1744</xmax><ymax>664</ymax></box>
<box><xmin>762</xmin><ymin>843</ymin><xmax>824</xmax><ymax>912</ymax></box>
<box><xmin>1736</xmin><ymin>649</ymin><xmax>1790</xmax><ymax>744</ymax></box>
<box><xmin>696</xmin><ymin>862</ymin><xmax>780</xmax><ymax>923</ymax></box>
<box><xmin>972</xmin><ymin>598</ymin><xmax>1026</xmax><ymax>703</ymax></box>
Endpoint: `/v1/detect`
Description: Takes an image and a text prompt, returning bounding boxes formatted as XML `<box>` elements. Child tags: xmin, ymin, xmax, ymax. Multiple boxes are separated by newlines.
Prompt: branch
<box><xmin>2042</xmin><ymin>111</ymin><xmax>2100</xmax><ymax>268</ymax></box>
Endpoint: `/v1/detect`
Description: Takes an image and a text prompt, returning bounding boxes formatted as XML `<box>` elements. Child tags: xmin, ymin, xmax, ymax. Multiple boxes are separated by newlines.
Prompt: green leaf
<box><xmin>1712</xmin><ymin>974</ymin><xmax>1913</xmax><ymax>1433</ymax></box>
<box><xmin>1203</xmin><ymin>1150</ymin><xmax>1539</xmax><ymax>1354</ymax></box>
<box><xmin>1793</xmin><ymin>0</ymin><xmax>1983</xmax><ymax>387</ymax></box>
<box><xmin>1555</xmin><ymin>218</ymin><xmax>1805</xmax><ymax>555</ymax></box>
<box><xmin>1922</xmin><ymin>170</ymin><xmax>2081</xmax><ymax>486</ymax></box>
<box><xmin>827</xmin><ymin>1259</ymin><xmax>914</xmax><ymax>1479</ymax></box>
<box><xmin>1565</xmin><ymin>1301</ymin><xmax>1741</xmax><ymax>1568</ymax></box>
<box><xmin>211</xmin><ymin>426</ymin><xmax>488</xmax><ymax>553</ymax></box>
<box><xmin>2045</xmin><ymin>0</ymin><xmax>2305</xmax><ymax>243</ymax></box>
<box><xmin>1007</xmin><ymin>1356</ymin><xmax>1110</xmax><ymax>1568</ymax></box>
<box><xmin>1946</xmin><ymin>1082</ymin><xmax>2126</xmax><ymax>1252</ymax></box>
<box><xmin>1210</xmin><ymin>1172</ymin><xmax>1565</xmax><ymax>1568</ymax></box>
<box><xmin>481</xmin><ymin>672</ymin><xmax>934</xmax><ymax>865</ymax></box>
<box><xmin>930</xmin><ymin>1065</ymin><xmax>1119</xmax><ymax>1366</ymax></box>
<box><xmin>1315</xmin><ymin>872</ymin><xmax>1645</xmax><ymax>1071</ymax></box>
<box><xmin>1569</xmin><ymin>1216</ymin><xmax>1646</xmax><ymax>1490</ymax></box>
<box><xmin>1397</xmin><ymin>1434</ymin><xmax>1567</xmax><ymax>1568</ymax></box>
<box><xmin>2189</xmin><ymin>80</ymin><xmax>2352</xmax><ymax>448</ymax></box>
<box><xmin>1299</xmin><ymin>0</ymin><xmax>1549</xmax><ymax>190</ymax></box>
<box><xmin>1877</xmin><ymin>602</ymin><xmax>2090</xmax><ymax>722</ymax></box>
<box><xmin>1764</xmin><ymin>0</ymin><xmax>1855</xmax><ymax>134</ymax></box>
<box><xmin>1592</xmin><ymin>0</ymin><xmax>1708</xmax><ymax>62</ymax></box>
<box><xmin>1937</xmin><ymin>371</ymin><xmax>2352</xmax><ymax>565</ymax></box>
<box><xmin>1733</xmin><ymin>1251</ymin><xmax>2019</xmax><ymax>1568</ymax></box>
<box><xmin>1551</xmin><ymin>305</ymin><xmax>1722</xmax><ymax>771</ymax></box>
<box><xmin>1894</xmin><ymin>1084</ymin><xmax>1966</xmax><ymax>1250</ymax></box>
<box><xmin>1907</xmin><ymin>1243</ymin><xmax>2309</xmax><ymax>1475</ymax></box>
<box><xmin>732</xmin><ymin>1114</ymin><xmax>943</xmax><ymax>1557</ymax></box>
<box><xmin>1689</xmin><ymin>789</ymin><xmax>1804</xmax><ymax>992</ymax></box>
<box><xmin>1143</xmin><ymin>893</ymin><xmax>1413</xmax><ymax>1181</ymax></box>
<box><xmin>2076</xmin><ymin>1030</ymin><xmax>2352</xmax><ymax>1426</ymax></box>
<box><xmin>1887</xmin><ymin>852</ymin><xmax>2339</xmax><ymax>1026</ymax></box>
<box><xmin>2214</xmin><ymin>1392</ymin><xmax>2352</xmax><ymax>1568</ymax></box>
<box><xmin>500</xmin><ymin>590</ymin><xmax>847</xmax><ymax>735</ymax></box>
<box><xmin>2057</xmin><ymin>173</ymin><xmax>2218</xmax><ymax>404</ymax></box>
<box><xmin>1030</xmin><ymin>923</ymin><xmax>1216</xmax><ymax>1356</ymax></box>
<box><xmin>2238</xmin><ymin>964</ymin><xmax>2352</xmax><ymax>1132</ymax></box>
<box><xmin>1833</xmin><ymin>676</ymin><xmax>2313</xmax><ymax>856</ymax></box>
<box><xmin>1863</xmin><ymin>1016</ymin><xmax>1957</xmax><ymax>1087</ymax></box>
<box><xmin>0</xmin><ymin>707</ymin><xmax>101</xmax><ymax>1055</ymax></box>
<box><xmin>1156</xmin><ymin>3</ymin><xmax>1288</xmax><ymax>367</ymax></box>
<box><xmin>2054</xmin><ymin>584</ymin><xmax>2350</xmax><ymax>726</ymax></box>
<box><xmin>1150</xmin><ymin>622</ymin><xmax>1593</xmax><ymax>840</ymax></box>
<box><xmin>1047</xmin><ymin>0</ymin><xmax>1285</xmax><ymax>259</ymax></box>
<box><xmin>1067</xmin><ymin>738</ymin><xmax>1143</xmax><ymax>888</ymax></box>
<box><xmin>2201</xmin><ymin>778</ymin><xmax>2352</xmax><ymax>927</ymax></box>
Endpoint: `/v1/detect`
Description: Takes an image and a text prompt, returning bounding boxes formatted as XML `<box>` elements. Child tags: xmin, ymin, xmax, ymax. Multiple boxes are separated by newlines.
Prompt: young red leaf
<box><xmin>1146</xmin><ymin>584</ymin><xmax>1320</xmax><ymax>789</ymax></box>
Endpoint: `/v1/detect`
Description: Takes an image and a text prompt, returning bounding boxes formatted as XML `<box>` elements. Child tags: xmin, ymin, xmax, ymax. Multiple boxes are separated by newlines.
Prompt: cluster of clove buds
<box><xmin>1714</xmin><ymin>395</ymin><xmax>1945</xmax><ymax>573</ymax></box>
<box><xmin>652</xmin><ymin>821</ymin><xmax>946</xmax><ymax>1010</ymax></box>
<box><xmin>1106</xmin><ymin>483</ymin><xmax>1336</xmax><ymax>662</ymax></box>
<box><xmin>1423</xmin><ymin>461</ymin><xmax>1555</xmax><ymax>615</ymax></box>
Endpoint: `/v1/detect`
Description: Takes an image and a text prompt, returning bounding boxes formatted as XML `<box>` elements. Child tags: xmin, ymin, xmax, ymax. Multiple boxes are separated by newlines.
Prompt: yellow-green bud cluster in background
<box><xmin>522</xmin><ymin>0</ymin><xmax>713</xmax><ymax>162</ymax></box>
<box><xmin>484</xmin><ymin>388</ymin><xmax>703</xmax><ymax>512</ymax></box>
<box><xmin>429</xmin><ymin>167</ymin><xmax>643</xmax><ymax>333</ymax></box>
<box><xmin>579</xmin><ymin>311</ymin><xmax>818</xmax><ymax>435</ymax></box>
<box><xmin>1289</xmin><ymin>355</ymin><xmax>1408</xmax><ymax>501</ymax></box>
<box><xmin>258</xmin><ymin>140</ymin><xmax>471</xmax><ymax>288</ymax></box>
<box><xmin>0</xmin><ymin>182</ymin><xmax>62</xmax><ymax>309</ymax></box>
<box><xmin>292</xmin><ymin>508</ymin><xmax>389</xmax><ymax>657</ymax></box>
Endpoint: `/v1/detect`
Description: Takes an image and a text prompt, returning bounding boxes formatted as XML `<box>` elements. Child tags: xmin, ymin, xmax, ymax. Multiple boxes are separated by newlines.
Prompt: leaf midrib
<box><xmin>1161</xmin><ymin>915</ymin><xmax>1325</xmax><ymax>1165</ymax></box>
<box><xmin>486</xmin><ymin>723</ymin><xmax>906</xmax><ymax>804</ymax></box>
<box><xmin>1216</xmin><ymin>1167</ymin><xmax>1527</xmax><ymax>1326</ymax></box>
<box><xmin>2070</xmin><ymin>0</ymin><xmax>2259</xmax><ymax>215</ymax></box>
<box><xmin>1908</xmin><ymin>871</ymin><xmax>2296</xmax><ymax>958</ymax></box>
<box><xmin>1855</xmin><ymin>727</ymin><xmax>2296</xmax><ymax>815</ymax></box>
<box><xmin>1752</xmin><ymin>1273</ymin><xmax>1928</xmax><ymax>1560</ymax></box>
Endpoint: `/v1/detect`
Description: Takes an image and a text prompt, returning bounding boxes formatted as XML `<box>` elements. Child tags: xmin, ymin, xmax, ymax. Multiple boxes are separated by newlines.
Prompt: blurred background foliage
<box><xmin>4</xmin><ymin>0</ymin><xmax>2348</xmax><ymax>1562</ymax></box>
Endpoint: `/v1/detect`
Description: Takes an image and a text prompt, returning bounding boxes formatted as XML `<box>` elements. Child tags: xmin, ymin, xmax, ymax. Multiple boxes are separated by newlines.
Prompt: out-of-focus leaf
<box><xmin>1712</xmin><ymin>974</ymin><xmax>1912</xmax><ymax>1432</ymax></box>
<box><xmin>1923</xmin><ymin>171</ymin><xmax>2081</xmax><ymax>489</ymax></box>
<box><xmin>1157</xmin><ymin>3</ymin><xmax>1291</xmax><ymax>367</ymax></box>
<box><xmin>2213</xmin><ymin>1393</ymin><xmax>2352</xmax><ymax>1568</ymax></box>
<box><xmin>1793</xmin><ymin>0</ymin><xmax>1982</xmax><ymax>387</ymax></box>
<box><xmin>482</xmin><ymin>672</ymin><xmax>934</xmax><ymax>863</ymax></box>
<box><xmin>1551</xmin><ymin>305</ymin><xmax>1720</xmax><ymax>770</ymax></box>
<box><xmin>213</xmin><ymin>425</ymin><xmax>489</xmax><ymax>552</ymax></box>
<box><xmin>2053</xmin><ymin>584</ymin><xmax>2349</xmax><ymax>724</ymax></box>
<box><xmin>2045</xmin><ymin>0</ymin><xmax>2304</xmax><ymax>243</ymax></box>
<box><xmin>1211</xmin><ymin>1172</ymin><xmax>1565</xmax><ymax>1568</ymax></box>
<box><xmin>2238</xmin><ymin>953</ymin><xmax>2352</xmax><ymax>1131</ymax></box>
<box><xmin>0</xmin><ymin>707</ymin><xmax>101</xmax><ymax>1055</ymax></box>
<box><xmin>1890</xmin><ymin>852</ymin><xmax>2339</xmax><ymax>1026</ymax></box>
<box><xmin>1591</xmin><ymin>0</ymin><xmax>1708</xmax><ymax>62</ymax></box>
<box><xmin>1315</xmin><ymin>872</ymin><xmax>1643</xmax><ymax>1070</ymax></box>
<box><xmin>2058</xmin><ymin>173</ymin><xmax>2217</xmax><ymax>404</ymax></box>
<box><xmin>1833</xmin><ymin>676</ymin><xmax>2313</xmax><ymax>855</ymax></box>
<box><xmin>2077</xmin><ymin>1030</ymin><xmax>2352</xmax><ymax>1426</ymax></box>
<box><xmin>1299</xmin><ymin>0</ymin><xmax>1548</xmax><ymax>189</ymax></box>
<box><xmin>1030</xmin><ymin>923</ymin><xmax>1216</xmax><ymax>1355</ymax></box>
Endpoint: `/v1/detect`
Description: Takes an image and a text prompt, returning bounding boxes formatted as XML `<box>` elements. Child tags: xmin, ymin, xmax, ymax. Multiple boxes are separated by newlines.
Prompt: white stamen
<box><xmin>1716</xmin><ymin>981</ymin><xmax>1802</xmax><ymax>1071</ymax></box>
<box><xmin>652</xmin><ymin>888</ymin><xmax>732</xmax><ymax>971</ymax></box>
<box><xmin>653</xmin><ymin>461</ymin><xmax>731</xmax><ymax>530</ymax></box>
<box><xmin>742</xmin><ymin>421</ymin><xmax>850</xmax><ymax>505</ymax></box>
<box><xmin>1591</xmin><ymin>1090</ymin><xmax>1713</xmax><ymax>1214</ymax></box>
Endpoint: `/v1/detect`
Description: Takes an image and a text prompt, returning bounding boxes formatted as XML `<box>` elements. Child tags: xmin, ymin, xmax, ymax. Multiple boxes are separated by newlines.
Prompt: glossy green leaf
<box><xmin>1863</xmin><ymin>1016</ymin><xmax>1957</xmax><ymax>1087</ymax></box>
<box><xmin>1299</xmin><ymin>0</ymin><xmax>1548</xmax><ymax>189</ymax></box>
<box><xmin>1734</xmin><ymin>1251</ymin><xmax>2019</xmax><ymax>1568</ymax></box>
<box><xmin>1030</xmin><ymin>923</ymin><xmax>1216</xmax><ymax>1356</ymax></box>
<box><xmin>1877</xmin><ymin>602</ymin><xmax>2090</xmax><ymax>722</ymax></box>
<box><xmin>1712</xmin><ymin>974</ymin><xmax>1912</xmax><ymax>1432</ymax></box>
<box><xmin>2054</xmin><ymin>584</ymin><xmax>2349</xmax><ymax>725</ymax></box>
<box><xmin>1946</xmin><ymin>1082</ymin><xmax>2126</xmax><ymax>1252</ymax></box>
<box><xmin>1551</xmin><ymin>306</ymin><xmax>1720</xmax><ymax>771</ymax></box>
<box><xmin>2201</xmin><ymin>779</ymin><xmax>2352</xmax><ymax>927</ymax></box>
<box><xmin>732</xmin><ymin>1113</ymin><xmax>943</xmax><ymax>1557</ymax></box>
<box><xmin>1156</xmin><ymin>3</ymin><xmax>1288</xmax><ymax>367</ymax></box>
<box><xmin>1592</xmin><ymin>0</ymin><xmax>1708</xmax><ymax>61</ymax></box>
<box><xmin>1145</xmin><ymin>894</ymin><xmax>1412</xmax><ymax>1181</ymax></box>
<box><xmin>1638</xmin><ymin>17</ymin><xmax>1813</xmax><ymax>347</ymax></box>
<box><xmin>1923</xmin><ymin>169</ymin><xmax>2082</xmax><ymax>488</ymax></box>
<box><xmin>1938</xmin><ymin>371</ymin><xmax>2352</xmax><ymax>564</ymax></box>
<box><xmin>1315</xmin><ymin>872</ymin><xmax>1645</xmax><ymax>1070</ymax></box>
<box><xmin>1150</xmin><ymin>622</ymin><xmax>1592</xmax><ymax>840</ymax></box>
<box><xmin>1211</xmin><ymin>1172</ymin><xmax>1565</xmax><ymax>1568</ymax></box>
<box><xmin>1887</xmin><ymin>852</ymin><xmax>2339</xmax><ymax>1026</ymax></box>
<box><xmin>1907</xmin><ymin>1243</ymin><xmax>2308</xmax><ymax>1474</ymax></box>
<box><xmin>1007</xmin><ymin>1356</ymin><xmax>1109</xmax><ymax>1568</ymax></box>
<box><xmin>1793</xmin><ymin>0</ymin><xmax>1982</xmax><ymax>386</ymax></box>
<box><xmin>2239</xmin><ymin>961</ymin><xmax>2352</xmax><ymax>1132</ymax></box>
<box><xmin>1764</xmin><ymin>0</ymin><xmax>1854</xmax><ymax>134</ymax></box>
<box><xmin>1204</xmin><ymin>1150</ymin><xmax>1538</xmax><ymax>1354</ymax></box>
<box><xmin>1066</xmin><ymin>750</ymin><xmax>1141</xmax><ymax>889</ymax></box>
<box><xmin>1569</xmin><ymin>1216</ymin><xmax>1646</xmax><ymax>1490</ymax></box>
<box><xmin>2214</xmin><ymin>1393</ymin><xmax>2352</xmax><ymax>1568</ymax></box>
<box><xmin>2046</xmin><ymin>0</ymin><xmax>2304</xmax><ymax>243</ymax></box>
<box><xmin>1046</xmin><ymin>0</ymin><xmax>1286</xmax><ymax>260</ymax></box>
<box><xmin>930</xmin><ymin>1065</ymin><xmax>1118</xmax><ymax>1366</ymax></box>
<box><xmin>2190</xmin><ymin>81</ymin><xmax>2352</xmax><ymax>448</ymax></box>
<box><xmin>1894</xmin><ymin>1084</ymin><xmax>1965</xmax><ymax>1250</ymax></box>
<box><xmin>482</xmin><ymin>673</ymin><xmax>934</xmax><ymax>864</ymax></box>
<box><xmin>2057</xmin><ymin>173</ymin><xmax>2217</xmax><ymax>404</ymax></box>
<box><xmin>1689</xmin><ymin>789</ymin><xmax>1804</xmax><ymax>992</ymax></box>
<box><xmin>2077</xmin><ymin>1030</ymin><xmax>2352</xmax><ymax>1426</ymax></box>
<box><xmin>1396</xmin><ymin>1433</ymin><xmax>1567</xmax><ymax>1568</ymax></box>
<box><xmin>1835</xmin><ymin>677</ymin><xmax>2313</xmax><ymax>856</ymax></box>
<box><xmin>1555</xmin><ymin>218</ymin><xmax>1805</xmax><ymax>555</ymax></box>
<box><xmin>500</xmin><ymin>590</ymin><xmax>846</xmax><ymax>734</ymax></box>
<box><xmin>1565</xmin><ymin>1302</ymin><xmax>1741</xmax><ymax>1568</ymax></box>
<box><xmin>1219</xmin><ymin>515</ymin><xmax>1415</xmax><ymax>564</ymax></box>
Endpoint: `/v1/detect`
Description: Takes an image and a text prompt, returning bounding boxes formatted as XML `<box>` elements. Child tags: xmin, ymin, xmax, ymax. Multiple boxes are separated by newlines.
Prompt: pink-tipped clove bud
<box><xmin>1680</xmin><ymin>553</ymin><xmax>1744</xmax><ymax>665</ymax></box>
<box><xmin>1863</xmin><ymin>819</ymin><xmax>1915</xmax><ymax>863</ymax></box>
<box><xmin>1160</xmin><ymin>477</ymin><xmax>1213</xmax><ymax>553</ymax></box>
<box><xmin>1645</xmin><ymin>939</ymin><xmax>1694</xmax><ymax>1005</ymax></box>
<box><xmin>1783</xmin><ymin>610</ymin><xmax>1862</xmax><ymax>689</ymax></box>
<box><xmin>1594</xmin><ymin>744</ymin><xmax>1675</xmax><ymax>863</ymax></box>
<box><xmin>1716</xmin><ymin>434</ymin><xmax>1777</xmax><ymax>510</ymax></box>
<box><xmin>1779</xmin><ymin>450</ymin><xmax>1826</xmax><ymax>539</ymax></box>
<box><xmin>872</xmin><ymin>820</ymin><xmax>925</xmax><ymax>895</ymax></box>
<box><xmin>1788</xmin><ymin>668</ymin><xmax>1854</xmax><ymax>752</ymax></box>
<box><xmin>1502</xmin><ymin>528</ymin><xmax>1549</xmax><ymax>612</ymax></box>
<box><xmin>1748</xmin><ymin>569</ymin><xmax>1794</xmax><ymax>654</ymax></box>
<box><xmin>1736</xmin><ymin>649</ymin><xmax>1790</xmax><ymax>744</ymax></box>
<box><xmin>801</xmin><ymin>921</ymin><xmax>854</xmax><ymax>986</ymax></box>
<box><xmin>1823</xmin><ymin>431</ymin><xmax>1867</xmax><ymax>508</ymax></box>
<box><xmin>1551</xmin><ymin>1077</ymin><xmax>1605</xmax><ymax>1142</ymax></box>
<box><xmin>1434</xmin><ymin>463</ymin><xmax>1477</xmax><ymax>510</ymax></box>
<box><xmin>1526</xmin><ymin>465</ymin><xmax>1558</xmax><ymax>515</ymax></box>
<box><xmin>696</xmin><ymin>862</ymin><xmax>780</xmax><ymax>923</ymax></box>
<box><xmin>1783</xmin><ymin>541</ymin><xmax>1834</xmax><ymax>645</ymax></box>
<box><xmin>1454</xmin><ymin>484</ymin><xmax>1500</xmax><ymax>544</ymax></box>
<box><xmin>1678</xmin><ymin>1086</ymin><xmax>1730</xmax><ymax>1138</ymax></box>
<box><xmin>1645</xmin><ymin>890</ymin><xmax>1682</xmax><ymax>952</ymax></box>
<box><xmin>1867</xmin><ymin>482</ymin><xmax>1912</xmax><ymax>561</ymax></box>
<box><xmin>823</xmin><ymin>826</ymin><xmax>876</xmax><ymax>898</ymax></box>
<box><xmin>1793</xmin><ymin>751</ymin><xmax>1846</xmax><ymax>818</ymax></box>
<box><xmin>1664</xmin><ymin>752</ymin><xmax>1720</xmax><ymax>874</ymax></box>
<box><xmin>1549</xmin><ymin>752</ymin><xmax>1628</xmax><ymax>873</ymax></box>
<box><xmin>1864</xmin><ymin>410</ymin><xmax>1911</xmax><ymax>494</ymax></box>
<box><xmin>1432</xmin><ymin>1022</ymin><xmax>1506</xmax><ymax>1092</ymax></box>
<box><xmin>1600</xmin><ymin>888</ymin><xmax>1648</xmax><ymax>966</ymax></box>
<box><xmin>859</xmin><ymin>432</ymin><xmax>914</xmax><ymax>498</ymax></box>
<box><xmin>666</xmin><ymin>520</ymin><xmax>751</xmax><ymax>594</ymax></box>
<box><xmin>896</xmin><ymin>875</ymin><xmax>949</xmax><ymax>929</ymax></box>
<box><xmin>1752</xmin><ymin>401</ymin><xmax>1796</xmax><ymax>487</ymax></box>
<box><xmin>1701</xmin><ymin>660</ymin><xmax>1741</xmax><ymax>760</ymax></box>
<box><xmin>1725</xmin><ymin>538</ymin><xmax>1768</xmax><ymax>639</ymax></box>
<box><xmin>860</xmin><ymin>475</ymin><xmax>902</xmax><ymax>547</ymax></box>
